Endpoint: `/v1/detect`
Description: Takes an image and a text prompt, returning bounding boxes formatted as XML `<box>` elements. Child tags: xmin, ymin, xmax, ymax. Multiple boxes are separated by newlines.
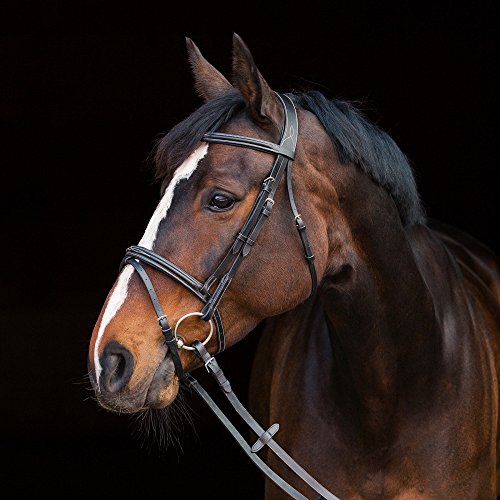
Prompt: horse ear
<box><xmin>186</xmin><ymin>37</ymin><xmax>232</xmax><ymax>101</ymax></box>
<box><xmin>231</xmin><ymin>33</ymin><xmax>282</xmax><ymax>129</ymax></box>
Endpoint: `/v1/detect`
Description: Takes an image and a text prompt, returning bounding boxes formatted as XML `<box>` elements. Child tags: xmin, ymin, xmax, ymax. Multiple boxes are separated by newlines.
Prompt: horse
<box><xmin>88</xmin><ymin>34</ymin><xmax>500</xmax><ymax>498</ymax></box>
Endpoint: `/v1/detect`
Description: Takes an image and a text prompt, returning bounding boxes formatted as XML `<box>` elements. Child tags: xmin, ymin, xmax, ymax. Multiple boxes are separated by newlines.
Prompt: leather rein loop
<box><xmin>119</xmin><ymin>93</ymin><xmax>337</xmax><ymax>499</ymax></box>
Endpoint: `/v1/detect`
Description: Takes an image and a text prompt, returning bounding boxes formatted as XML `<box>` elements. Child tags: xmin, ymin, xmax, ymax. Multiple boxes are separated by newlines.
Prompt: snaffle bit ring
<box><xmin>174</xmin><ymin>311</ymin><xmax>214</xmax><ymax>351</ymax></box>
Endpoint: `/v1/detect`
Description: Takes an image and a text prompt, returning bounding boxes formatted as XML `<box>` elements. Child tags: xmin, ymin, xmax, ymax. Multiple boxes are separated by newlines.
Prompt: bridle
<box><xmin>119</xmin><ymin>94</ymin><xmax>339</xmax><ymax>500</ymax></box>
<box><xmin>122</xmin><ymin>94</ymin><xmax>316</xmax><ymax>365</ymax></box>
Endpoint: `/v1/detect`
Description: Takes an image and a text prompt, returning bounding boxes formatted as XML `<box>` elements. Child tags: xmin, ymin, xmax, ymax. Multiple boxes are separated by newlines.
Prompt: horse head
<box><xmin>88</xmin><ymin>35</ymin><xmax>336</xmax><ymax>413</ymax></box>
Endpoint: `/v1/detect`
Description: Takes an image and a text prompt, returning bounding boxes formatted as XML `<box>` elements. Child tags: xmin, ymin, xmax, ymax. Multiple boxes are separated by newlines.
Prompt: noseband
<box><xmin>119</xmin><ymin>94</ymin><xmax>338</xmax><ymax>499</ymax></box>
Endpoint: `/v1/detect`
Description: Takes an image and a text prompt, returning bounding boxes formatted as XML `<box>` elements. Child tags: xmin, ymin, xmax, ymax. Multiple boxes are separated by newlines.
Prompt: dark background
<box><xmin>2</xmin><ymin>1</ymin><xmax>498</xmax><ymax>498</ymax></box>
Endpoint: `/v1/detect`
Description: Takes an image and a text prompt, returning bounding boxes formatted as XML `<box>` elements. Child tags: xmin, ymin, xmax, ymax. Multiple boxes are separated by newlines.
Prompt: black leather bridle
<box><xmin>119</xmin><ymin>94</ymin><xmax>338</xmax><ymax>500</ymax></box>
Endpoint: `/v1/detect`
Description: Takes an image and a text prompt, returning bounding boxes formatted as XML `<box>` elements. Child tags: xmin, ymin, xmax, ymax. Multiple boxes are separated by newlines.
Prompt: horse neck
<box><xmin>314</xmin><ymin>164</ymin><xmax>440</xmax><ymax>444</ymax></box>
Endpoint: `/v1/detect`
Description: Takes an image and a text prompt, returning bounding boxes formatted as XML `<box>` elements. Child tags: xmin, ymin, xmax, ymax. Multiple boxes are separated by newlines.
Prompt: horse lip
<box><xmin>93</xmin><ymin>385</ymin><xmax>149</xmax><ymax>414</ymax></box>
<box><xmin>144</xmin><ymin>354</ymin><xmax>176</xmax><ymax>408</ymax></box>
<box><xmin>88</xmin><ymin>359</ymin><xmax>158</xmax><ymax>414</ymax></box>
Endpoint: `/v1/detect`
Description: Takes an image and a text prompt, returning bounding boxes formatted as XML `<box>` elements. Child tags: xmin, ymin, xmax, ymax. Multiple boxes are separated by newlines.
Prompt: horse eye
<box><xmin>209</xmin><ymin>194</ymin><xmax>235</xmax><ymax>211</ymax></box>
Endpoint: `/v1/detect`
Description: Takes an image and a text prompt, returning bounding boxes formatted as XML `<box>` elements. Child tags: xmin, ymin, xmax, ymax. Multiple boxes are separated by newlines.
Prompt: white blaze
<box><xmin>93</xmin><ymin>144</ymin><xmax>209</xmax><ymax>385</ymax></box>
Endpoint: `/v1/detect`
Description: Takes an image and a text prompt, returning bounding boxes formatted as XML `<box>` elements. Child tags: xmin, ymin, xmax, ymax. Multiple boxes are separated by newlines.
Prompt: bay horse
<box><xmin>88</xmin><ymin>35</ymin><xmax>500</xmax><ymax>498</ymax></box>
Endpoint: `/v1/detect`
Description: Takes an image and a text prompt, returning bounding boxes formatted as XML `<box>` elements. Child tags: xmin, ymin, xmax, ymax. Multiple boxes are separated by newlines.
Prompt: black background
<box><xmin>2</xmin><ymin>1</ymin><xmax>498</xmax><ymax>498</ymax></box>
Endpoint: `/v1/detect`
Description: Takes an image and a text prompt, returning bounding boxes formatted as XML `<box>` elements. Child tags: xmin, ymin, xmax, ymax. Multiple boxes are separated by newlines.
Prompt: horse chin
<box><xmin>144</xmin><ymin>355</ymin><xmax>180</xmax><ymax>409</ymax></box>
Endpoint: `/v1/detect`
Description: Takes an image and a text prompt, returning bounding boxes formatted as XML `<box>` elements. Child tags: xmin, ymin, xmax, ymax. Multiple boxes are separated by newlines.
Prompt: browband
<box><xmin>203</xmin><ymin>132</ymin><xmax>296</xmax><ymax>160</ymax></box>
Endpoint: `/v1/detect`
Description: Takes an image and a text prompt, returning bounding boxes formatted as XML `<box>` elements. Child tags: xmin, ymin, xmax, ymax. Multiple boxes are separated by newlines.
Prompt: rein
<box><xmin>120</xmin><ymin>94</ymin><xmax>338</xmax><ymax>499</ymax></box>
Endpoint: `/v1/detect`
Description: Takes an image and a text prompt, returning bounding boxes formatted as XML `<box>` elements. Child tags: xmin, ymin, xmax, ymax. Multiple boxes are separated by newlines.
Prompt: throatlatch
<box><xmin>121</xmin><ymin>94</ymin><xmax>338</xmax><ymax>500</ymax></box>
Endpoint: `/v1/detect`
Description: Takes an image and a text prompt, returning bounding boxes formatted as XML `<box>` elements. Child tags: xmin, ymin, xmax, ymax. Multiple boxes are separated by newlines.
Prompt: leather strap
<box><xmin>191</xmin><ymin>342</ymin><xmax>339</xmax><ymax>500</ymax></box>
<box><xmin>199</xmin><ymin>94</ymin><xmax>317</xmax><ymax>318</ymax></box>
<box><xmin>286</xmin><ymin>162</ymin><xmax>318</xmax><ymax>295</ymax></box>
<box><xmin>124</xmin><ymin>258</ymin><xmax>184</xmax><ymax>379</ymax></box>
<box><xmin>199</xmin><ymin>154</ymin><xmax>288</xmax><ymax>296</ymax></box>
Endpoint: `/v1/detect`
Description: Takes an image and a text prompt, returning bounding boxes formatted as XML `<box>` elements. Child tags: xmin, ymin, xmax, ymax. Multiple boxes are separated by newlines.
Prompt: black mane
<box><xmin>154</xmin><ymin>89</ymin><xmax>425</xmax><ymax>226</ymax></box>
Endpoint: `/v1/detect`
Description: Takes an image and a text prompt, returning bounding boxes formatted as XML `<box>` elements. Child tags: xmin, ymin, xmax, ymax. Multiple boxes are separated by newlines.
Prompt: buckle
<box><xmin>204</xmin><ymin>356</ymin><xmax>216</xmax><ymax>372</ymax></box>
<box><xmin>294</xmin><ymin>214</ymin><xmax>305</xmax><ymax>230</ymax></box>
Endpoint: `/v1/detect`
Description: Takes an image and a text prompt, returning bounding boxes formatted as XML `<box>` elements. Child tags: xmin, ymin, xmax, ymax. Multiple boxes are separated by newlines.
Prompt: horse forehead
<box><xmin>203</xmin><ymin>143</ymin><xmax>270</xmax><ymax>179</ymax></box>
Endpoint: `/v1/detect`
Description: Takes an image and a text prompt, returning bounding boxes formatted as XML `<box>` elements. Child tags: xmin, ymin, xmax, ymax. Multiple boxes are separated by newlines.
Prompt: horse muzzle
<box><xmin>88</xmin><ymin>340</ymin><xmax>179</xmax><ymax>413</ymax></box>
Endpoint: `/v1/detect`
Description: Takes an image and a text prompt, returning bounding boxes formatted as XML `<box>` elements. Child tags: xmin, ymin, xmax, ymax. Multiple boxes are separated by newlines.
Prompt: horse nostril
<box><xmin>109</xmin><ymin>353</ymin><xmax>125</xmax><ymax>386</ymax></box>
<box><xmin>100</xmin><ymin>341</ymin><xmax>134</xmax><ymax>393</ymax></box>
